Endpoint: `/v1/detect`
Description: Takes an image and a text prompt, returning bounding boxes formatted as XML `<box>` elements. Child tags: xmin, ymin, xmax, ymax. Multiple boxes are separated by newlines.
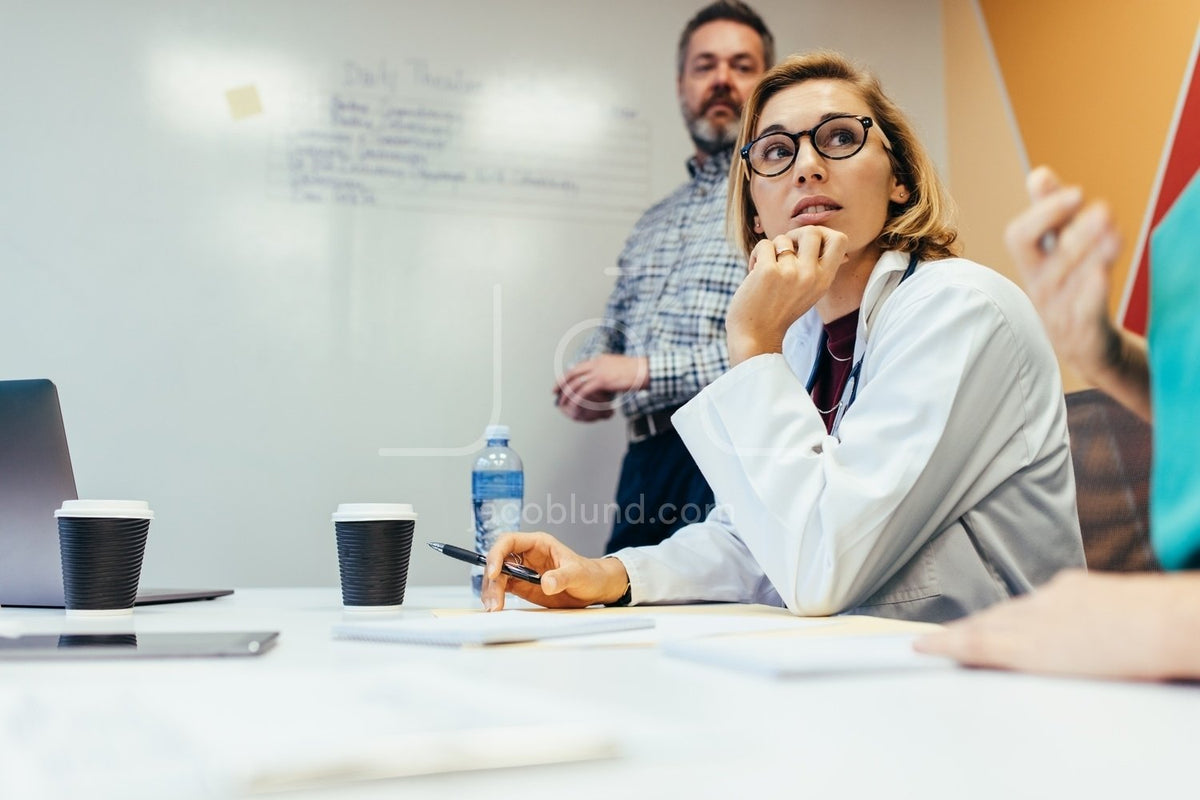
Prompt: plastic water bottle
<box><xmin>471</xmin><ymin>424</ymin><xmax>524</xmax><ymax>595</ymax></box>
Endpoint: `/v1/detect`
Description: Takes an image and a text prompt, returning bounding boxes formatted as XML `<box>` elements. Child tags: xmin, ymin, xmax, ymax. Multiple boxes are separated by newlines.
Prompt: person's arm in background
<box><xmin>555</xmin><ymin>204</ymin><xmax>749</xmax><ymax>421</ymax></box>
<box><xmin>553</xmin><ymin>292</ymin><xmax>738</xmax><ymax>423</ymax></box>
<box><xmin>555</xmin><ymin>353</ymin><xmax>648</xmax><ymax>421</ymax></box>
<box><xmin>580</xmin><ymin>268</ymin><xmax>741</xmax><ymax>415</ymax></box>
<box><xmin>642</xmin><ymin>337</ymin><xmax>729</xmax><ymax>410</ymax></box>
<box><xmin>553</xmin><ymin>263</ymin><xmax>647</xmax><ymax>422</ymax></box>
<box><xmin>915</xmin><ymin>166</ymin><xmax>1189</xmax><ymax>681</ymax></box>
<box><xmin>555</xmin><ymin>269</ymin><xmax>741</xmax><ymax>421</ymax></box>
<box><xmin>1005</xmin><ymin>165</ymin><xmax>1150</xmax><ymax>421</ymax></box>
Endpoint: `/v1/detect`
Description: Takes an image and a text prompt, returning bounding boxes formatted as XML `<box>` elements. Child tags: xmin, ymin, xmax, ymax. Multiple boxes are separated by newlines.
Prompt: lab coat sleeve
<box><xmin>671</xmin><ymin>278</ymin><xmax>1037</xmax><ymax>615</ymax></box>
<box><xmin>612</xmin><ymin>503</ymin><xmax>781</xmax><ymax>606</ymax></box>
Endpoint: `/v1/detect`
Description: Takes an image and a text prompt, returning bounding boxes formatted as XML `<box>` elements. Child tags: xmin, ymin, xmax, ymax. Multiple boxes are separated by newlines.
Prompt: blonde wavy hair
<box><xmin>727</xmin><ymin>51</ymin><xmax>958</xmax><ymax>261</ymax></box>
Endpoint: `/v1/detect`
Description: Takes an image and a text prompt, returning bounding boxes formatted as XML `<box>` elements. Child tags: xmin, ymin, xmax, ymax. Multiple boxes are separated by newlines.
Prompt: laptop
<box><xmin>0</xmin><ymin>378</ymin><xmax>233</xmax><ymax>608</ymax></box>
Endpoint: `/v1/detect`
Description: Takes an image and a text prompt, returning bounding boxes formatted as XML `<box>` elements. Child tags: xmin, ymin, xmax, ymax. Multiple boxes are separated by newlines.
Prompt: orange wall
<box><xmin>944</xmin><ymin>0</ymin><xmax>1199</xmax><ymax>389</ymax></box>
<box><xmin>979</xmin><ymin>0</ymin><xmax>1198</xmax><ymax>316</ymax></box>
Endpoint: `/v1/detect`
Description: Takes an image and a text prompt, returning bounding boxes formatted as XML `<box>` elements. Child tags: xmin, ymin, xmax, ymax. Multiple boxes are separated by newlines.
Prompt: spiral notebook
<box><xmin>333</xmin><ymin>610</ymin><xmax>655</xmax><ymax>646</ymax></box>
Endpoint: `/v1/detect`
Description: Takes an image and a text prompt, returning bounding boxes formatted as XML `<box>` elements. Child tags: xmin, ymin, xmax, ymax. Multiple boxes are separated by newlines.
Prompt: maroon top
<box><xmin>809</xmin><ymin>308</ymin><xmax>860</xmax><ymax>433</ymax></box>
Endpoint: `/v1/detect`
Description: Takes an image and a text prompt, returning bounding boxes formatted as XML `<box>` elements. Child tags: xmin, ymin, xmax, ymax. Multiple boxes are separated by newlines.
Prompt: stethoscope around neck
<box><xmin>803</xmin><ymin>251</ymin><xmax>920</xmax><ymax>430</ymax></box>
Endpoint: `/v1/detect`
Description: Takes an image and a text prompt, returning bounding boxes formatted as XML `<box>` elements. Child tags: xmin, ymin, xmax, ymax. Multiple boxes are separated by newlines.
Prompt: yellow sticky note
<box><xmin>225</xmin><ymin>85</ymin><xmax>263</xmax><ymax>120</ymax></box>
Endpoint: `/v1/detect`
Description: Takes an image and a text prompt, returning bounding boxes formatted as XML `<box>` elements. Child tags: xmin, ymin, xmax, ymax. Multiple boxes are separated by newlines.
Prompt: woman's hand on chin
<box><xmin>727</xmin><ymin>227</ymin><xmax>848</xmax><ymax>366</ymax></box>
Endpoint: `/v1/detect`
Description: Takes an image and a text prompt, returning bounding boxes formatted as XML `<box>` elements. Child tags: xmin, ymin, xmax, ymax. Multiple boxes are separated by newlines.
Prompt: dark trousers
<box><xmin>604</xmin><ymin>428</ymin><xmax>715</xmax><ymax>553</ymax></box>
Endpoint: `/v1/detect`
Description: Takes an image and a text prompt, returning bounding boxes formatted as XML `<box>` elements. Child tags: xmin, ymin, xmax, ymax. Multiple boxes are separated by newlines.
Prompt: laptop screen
<box><xmin>0</xmin><ymin>379</ymin><xmax>78</xmax><ymax>606</ymax></box>
<box><xmin>0</xmin><ymin>379</ymin><xmax>233</xmax><ymax>608</ymax></box>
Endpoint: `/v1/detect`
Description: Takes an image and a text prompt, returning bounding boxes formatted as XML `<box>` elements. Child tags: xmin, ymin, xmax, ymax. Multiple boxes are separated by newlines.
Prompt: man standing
<box><xmin>554</xmin><ymin>1</ymin><xmax>774</xmax><ymax>552</ymax></box>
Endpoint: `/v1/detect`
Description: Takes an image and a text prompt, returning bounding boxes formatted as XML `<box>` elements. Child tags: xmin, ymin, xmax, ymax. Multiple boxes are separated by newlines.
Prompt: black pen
<box><xmin>427</xmin><ymin>542</ymin><xmax>542</xmax><ymax>585</ymax></box>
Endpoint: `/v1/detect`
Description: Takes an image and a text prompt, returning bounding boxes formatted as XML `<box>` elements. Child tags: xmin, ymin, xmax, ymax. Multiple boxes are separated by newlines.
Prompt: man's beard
<box><xmin>687</xmin><ymin>114</ymin><xmax>740</xmax><ymax>155</ymax></box>
<box><xmin>682</xmin><ymin>88</ymin><xmax>742</xmax><ymax>156</ymax></box>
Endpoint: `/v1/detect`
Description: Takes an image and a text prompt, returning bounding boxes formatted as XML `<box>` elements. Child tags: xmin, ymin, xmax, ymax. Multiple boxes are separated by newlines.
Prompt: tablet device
<box><xmin>0</xmin><ymin>631</ymin><xmax>278</xmax><ymax>660</ymax></box>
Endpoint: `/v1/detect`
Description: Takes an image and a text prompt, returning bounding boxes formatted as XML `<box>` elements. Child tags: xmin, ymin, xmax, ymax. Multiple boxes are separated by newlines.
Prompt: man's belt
<box><xmin>627</xmin><ymin>406</ymin><xmax>683</xmax><ymax>444</ymax></box>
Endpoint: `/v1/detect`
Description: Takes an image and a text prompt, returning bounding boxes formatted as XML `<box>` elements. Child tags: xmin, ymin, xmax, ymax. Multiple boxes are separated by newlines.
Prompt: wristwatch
<box><xmin>602</xmin><ymin>556</ymin><xmax>632</xmax><ymax>607</ymax></box>
<box><xmin>608</xmin><ymin>583</ymin><xmax>632</xmax><ymax>607</ymax></box>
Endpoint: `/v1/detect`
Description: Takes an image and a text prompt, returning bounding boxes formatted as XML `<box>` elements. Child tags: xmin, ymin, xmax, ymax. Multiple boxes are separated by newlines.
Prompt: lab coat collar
<box><xmin>859</xmin><ymin>250</ymin><xmax>915</xmax><ymax>344</ymax></box>
<box><xmin>782</xmin><ymin>249</ymin><xmax>917</xmax><ymax>368</ymax></box>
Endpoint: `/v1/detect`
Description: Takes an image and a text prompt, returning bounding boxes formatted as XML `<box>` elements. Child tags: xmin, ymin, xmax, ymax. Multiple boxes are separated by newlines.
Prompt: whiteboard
<box><xmin>0</xmin><ymin>0</ymin><xmax>944</xmax><ymax>588</ymax></box>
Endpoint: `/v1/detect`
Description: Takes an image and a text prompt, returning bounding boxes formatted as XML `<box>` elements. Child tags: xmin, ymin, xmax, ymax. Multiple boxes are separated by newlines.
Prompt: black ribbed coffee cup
<box><xmin>335</xmin><ymin>520</ymin><xmax>414</xmax><ymax>607</ymax></box>
<box><xmin>332</xmin><ymin>504</ymin><xmax>418</xmax><ymax>610</ymax></box>
<box><xmin>55</xmin><ymin>500</ymin><xmax>153</xmax><ymax>615</ymax></box>
<box><xmin>58</xmin><ymin>518</ymin><xmax>150</xmax><ymax>612</ymax></box>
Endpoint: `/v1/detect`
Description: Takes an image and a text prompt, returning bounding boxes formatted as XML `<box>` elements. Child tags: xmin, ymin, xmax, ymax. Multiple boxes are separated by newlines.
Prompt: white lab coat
<box><xmin>614</xmin><ymin>251</ymin><xmax>1085</xmax><ymax>622</ymax></box>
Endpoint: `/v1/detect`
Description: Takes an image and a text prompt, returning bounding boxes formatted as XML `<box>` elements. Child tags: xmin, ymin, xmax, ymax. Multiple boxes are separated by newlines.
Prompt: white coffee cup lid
<box><xmin>331</xmin><ymin>503</ymin><xmax>417</xmax><ymax>522</ymax></box>
<box><xmin>55</xmin><ymin>500</ymin><xmax>155</xmax><ymax>520</ymax></box>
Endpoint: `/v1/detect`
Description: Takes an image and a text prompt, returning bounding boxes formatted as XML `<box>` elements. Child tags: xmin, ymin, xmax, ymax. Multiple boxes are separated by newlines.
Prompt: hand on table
<box><xmin>914</xmin><ymin>569</ymin><xmax>1200</xmax><ymax>681</ymax></box>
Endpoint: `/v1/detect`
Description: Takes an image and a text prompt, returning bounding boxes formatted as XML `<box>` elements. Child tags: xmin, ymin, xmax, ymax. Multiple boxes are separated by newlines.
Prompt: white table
<box><xmin>2</xmin><ymin>587</ymin><xmax>1197</xmax><ymax>799</ymax></box>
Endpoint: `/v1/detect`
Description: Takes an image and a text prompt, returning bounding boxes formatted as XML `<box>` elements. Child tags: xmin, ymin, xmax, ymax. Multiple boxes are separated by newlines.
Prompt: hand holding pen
<box><xmin>427</xmin><ymin>542</ymin><xmax>542</xmax><ymax>584</ymax></box>
<box><xmin>476</xmin><ymin>531</ymin><xmax>631</xmax><ymax>612</ymax></box>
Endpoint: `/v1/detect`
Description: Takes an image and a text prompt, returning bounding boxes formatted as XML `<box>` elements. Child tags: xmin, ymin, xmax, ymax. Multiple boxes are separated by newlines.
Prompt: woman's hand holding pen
<box><xmin>726</xmin><ymin>227</ymin><xmax>847</xmax><ymax>367</ymax></box>
<box><xmin>481</xmin><ymin>532</ymin><xmax>629</xmax><ymax>611</ymax></box>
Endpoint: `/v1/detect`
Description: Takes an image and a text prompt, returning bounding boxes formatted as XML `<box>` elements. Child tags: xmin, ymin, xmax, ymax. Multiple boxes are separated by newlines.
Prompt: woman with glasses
<box><xmin>480</xmin><ymin>51</ymin><xmax>1085</xmax><ymax>622</ymax></box>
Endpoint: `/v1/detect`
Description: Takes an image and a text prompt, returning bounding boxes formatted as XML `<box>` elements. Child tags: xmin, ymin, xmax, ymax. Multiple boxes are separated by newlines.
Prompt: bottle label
<box><xmin>474</xmin><ymin>497</ymin><xmax>523</xmax><ymax>534</ymax></box>
<box><xmin>471</xmin><ymin>471</ymin><xmax>524</xmax><ymax>499</ymax></box>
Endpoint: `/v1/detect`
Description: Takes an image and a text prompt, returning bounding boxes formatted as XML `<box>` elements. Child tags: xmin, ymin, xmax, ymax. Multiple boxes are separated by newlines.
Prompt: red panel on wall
<box><xmin>1122</xmin><ymin>41</ymin><xmax>1200</xmax><ymax>334</ymax></box>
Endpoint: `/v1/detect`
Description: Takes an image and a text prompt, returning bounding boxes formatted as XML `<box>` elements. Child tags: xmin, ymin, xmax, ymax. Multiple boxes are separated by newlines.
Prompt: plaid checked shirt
<box><xmin>576</xmin><ymin>149</ymin><xmax>746</xmax><ymax>419</ymax></box>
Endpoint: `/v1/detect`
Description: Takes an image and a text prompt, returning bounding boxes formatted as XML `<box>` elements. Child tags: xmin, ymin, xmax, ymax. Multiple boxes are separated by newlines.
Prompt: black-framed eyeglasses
<box><xmin>740</xmin><ymin>115</ymin><xmax>874</xmax><ymax>177</ymax></box>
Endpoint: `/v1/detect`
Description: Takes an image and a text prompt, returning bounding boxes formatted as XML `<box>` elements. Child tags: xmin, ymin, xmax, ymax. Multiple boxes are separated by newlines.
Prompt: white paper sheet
<box><xmin>332</xmin><ymin>609</ymin><xmax>656</xmax><ymax>646</ymax></box>
<box><xmin>663</xmin><ymin>633</ymin><xmax>957</xmax><ymax>677</ymax></box>
<box><xmin>537</xmin><ymin>612</ymin><xmax>838</xmax><ymax>647</ymax></box>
